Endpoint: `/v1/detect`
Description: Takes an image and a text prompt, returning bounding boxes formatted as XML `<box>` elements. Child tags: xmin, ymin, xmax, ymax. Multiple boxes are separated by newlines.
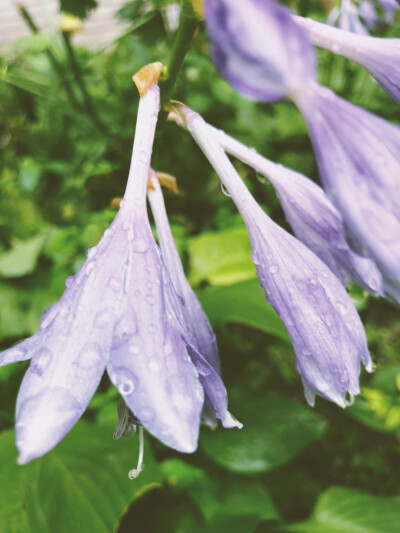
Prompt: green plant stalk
<box><xmin>159</xmin><ymin>1</ymin><xmax>200</xmax><ymax>104</ymax></box>
<box><xmin>18</xmin><ymin>3</ymin><xmax>82</xmax><ymax>110</ymax></box>
<box><xmin>61</xmin><ymin>31</ymin><xmax>107</xmax><ymax>132</ymax></box>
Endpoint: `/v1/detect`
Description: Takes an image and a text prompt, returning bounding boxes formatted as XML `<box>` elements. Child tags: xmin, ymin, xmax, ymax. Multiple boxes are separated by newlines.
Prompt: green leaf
<box><xmin>162</xmin><ymin>458</ymin><xmax>279</xmax><ymax>527</ymax></box>
<box><xmin>0</xmin><ymin>421</ymin><xmax>162</xmax><ymax>533</ymax></box>
<box><xmin>201</xmin><ymin>389</ymin><xmax>326</xmax><ymax>474</ymax></box>
<box><xmin>188</xmin><ymin>227</ymin><xmax>255</xmax><ymax>286</ymax></box>
<box><xmin>198</xmin><ymin>278</ymin><xmax>289</xmax><ymax>342</ymax></box>
<box><xmin>286</xmin><ymin>486</ymin><xmax>400</xmax><ymax>533</ymax></box>
<box><xmin>0</xmin><ymin>233</ymin><xmax>49</xmax><ymax>278</ymax></box>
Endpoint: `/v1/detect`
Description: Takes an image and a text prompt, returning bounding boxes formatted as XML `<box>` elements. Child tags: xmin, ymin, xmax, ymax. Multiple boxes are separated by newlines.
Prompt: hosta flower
<box><xmin>206</xmin><ymin>124</ymin><xmax>382</xmax><ymax>295</ymax></box>
<box><xmin>295</xmin><ymin>15</ymin><xmax>400</xmax><ymax>103</ymax></box>
<box><xmin>0</xmin><ymin>72</ymin><xmax>236</xmax><ymax>465</ymax></box>
<box><xmin>204</xmin><ymin>0</ymin><xmax>315</xmax><ymax>101</ymax></box>
<box><xmin>147</xmin><ymin>170</ymin><xmax>240</xmax><ymax>429</ymax></box>
<box><xmin>172</xmin><ymin>104</ymin><xmax>372</xmax><ymax>407</ymax></box>
<box><xmin>296</xmin><ymin>84</ymin><xmax>400</xmax><ymax>302</ymax></box>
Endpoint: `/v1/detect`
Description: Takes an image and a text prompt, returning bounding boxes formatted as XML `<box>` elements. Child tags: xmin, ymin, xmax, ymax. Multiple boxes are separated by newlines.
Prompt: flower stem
<box><xmin>159</xmin><ymin>1</ymin><xmax>200</xmax><ymax>104</ymax></box>
<box><xmin>61</xmin><ymin>31</ymin><xmax>107</xmax><ymax>132</ymax></box>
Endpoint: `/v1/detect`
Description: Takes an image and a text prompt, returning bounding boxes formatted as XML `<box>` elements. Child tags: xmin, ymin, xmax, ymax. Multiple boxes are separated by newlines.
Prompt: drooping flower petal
<box><xmin>295</xmin><ymin>16</ymin><xmax>400</xmax><ymax>104</ymax></box>
<box><xmin>105</xmin><ymin>84</ymin><xmax>204</xmax><ymax>453</ymax></box>
<box><xmin>295</xmin><ymin>83</ymin><xmax>400</xmax><ymax>302</ymax></box>
<box><xmin>204</xmin><ymin>0</ymin><xmax>315</xmax><ymax>101</ymax></box>
<box><xmin>175</xmin><ymin>104</ymin><xmax>372</xmax><ymax>407</ymax></box>
<box><xmin>206</xmin><ymin>124</ymin><xmax>382</xmax><ymax>295</ymax></box>
<box><xmin>148</xmin><ymin>172</ymin><xmax>241</xmax><ymax>429</ymax></box>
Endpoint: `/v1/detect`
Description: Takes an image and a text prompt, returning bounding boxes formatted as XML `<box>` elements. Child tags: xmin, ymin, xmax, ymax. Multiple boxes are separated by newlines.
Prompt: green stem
<box><xmin>61</xmin><ymin>31</ymin><xmax>107</xmax><ymax>132</ymax></box>
<box><xmin>159</xmin><ymin>1</ymin><xmax>200</xmax><ymax>104</ymax></box>
<box><xmin>18</xmin><ymin>3</ymin><xmax>82</xmax><ymax>109</ymax></box>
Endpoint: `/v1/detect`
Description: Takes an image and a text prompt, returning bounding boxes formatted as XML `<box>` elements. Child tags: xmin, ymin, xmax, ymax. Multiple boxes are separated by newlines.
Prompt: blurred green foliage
<box><xmin>0</xmin><ymin>0</ymin><xmax>399</xmax><ymax>532</ymax></box>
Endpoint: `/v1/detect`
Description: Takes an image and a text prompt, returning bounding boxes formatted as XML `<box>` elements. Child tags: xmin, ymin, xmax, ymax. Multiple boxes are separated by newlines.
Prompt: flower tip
<box><xmin>132</xmin><ymin>62</ymin><xmax>164</xmax><ymax>97</ymax></box>
<box><xmin>222</xmin><ymin>412</ymin><xmax>243</xmax><ymax>429</ymax></box>
<box><xmin>128</xmin><ymin>466</ymin><xmax>143</xmax><ymax>480</ymax></box>
<box><xmin>156</xmin><ymin>172</ymin><xmax>179</xmax><ymax>195</ymax></box>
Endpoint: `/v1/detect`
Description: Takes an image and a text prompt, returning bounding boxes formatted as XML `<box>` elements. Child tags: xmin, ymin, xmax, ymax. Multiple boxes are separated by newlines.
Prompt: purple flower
<box><xmin>147</xmin><ymin>171</ymin><xmax>240</xmax><ymax>430</ymax></box>
<box><xmin>296</xmin><ymin>84</ymin><xmax>400</xmax><ymax>302</ymax></box>
<box><xmin>0</xmin><ymin>79</ymin><xmax>218</xmax><ymax>465</ymax></box>
<box><xmin>295</xmin><ymin>15</ymin><xmax>400</xmax><ymax>104</ymax></box>
<box><xmin>204</xmin><ymin>0</ymin><xmax>315</xmax><ymax>101</ymax></box>
<box><xmin>206</xmin><ymin>124</ymin><xmax>383</xmax><ymax>295</ymax></box>
<box><xmin>172</xmin><ymin>104</ymin><xmax>372</xmax><ymax>407</ymax></box>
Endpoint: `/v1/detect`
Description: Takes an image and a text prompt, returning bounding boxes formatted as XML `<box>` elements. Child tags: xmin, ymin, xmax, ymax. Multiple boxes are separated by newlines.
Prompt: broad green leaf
<box><xmin>0</xmin><ymin>421</ymin><xmax>161</xmax><ymax>533</ymax></box>
<box><xmin>162</xmin><ymin>458</ymin><xmax>279</xmax><ymax>528</ymax></box>
<box><xmin>188</xmin><ymin>227</ymin><xmax>255</xmax><ymax>286</ymax></box>
<box><xmin>198</xmin><ymin>278</ymin><xmax>289</xmax><ymax>342</ymax></box>
<box><xmin>201</xmin><ymin>388</ymin><xmax>326</xmax><ymax>474</ymax></box>
<box><xmin>286</xmin><ymin>486</ymin><xmax>400</xmax><ymax>533</ymax></box>
<box><xmin>347</xmin><ymin>365</ymin><xmax>400</xmax><ymax>434</ymax></box>
<box><xmin>0</xmin><ymin>233</ymin><xmax>49</xmax><ymax>278</ymax></box>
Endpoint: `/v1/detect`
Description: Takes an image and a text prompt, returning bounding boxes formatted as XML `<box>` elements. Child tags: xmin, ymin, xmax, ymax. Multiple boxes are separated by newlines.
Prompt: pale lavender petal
<box><xmin>0</xmin><ymin>332</ymin><xmax>44</xmax><ymax>367</ymax></box>
<box><xmin>208</xmin><ymin>125</ymin><xmax>382</xmax><ymax>295</ymax></box>
<box><xmin>295</xmin><ymin>16</ymin><xmax>400</xmax><ymax>103</ymax></box>
<box><xmin>296</xmin><ymin>84</ymin><xmax>400</xmax><ymax>302</ymax></box>
<box><xmin>177</xmin><ymin>105</ymin><xmax>371</xmax><ymax>406</ymax></box>
<box><xmin>107</xmin><ymin>221</ymin><xmax>204</xmax><ymax>453</ymax></box>
<box><xmin>16</xmin><ymin>209</ymin><xmax>131</xmax><ymax>464</ymax></box>
<box><xmin>204</xmin><ymin>0</ymin><xmax>315</xmax><ymax>101</ymax></box>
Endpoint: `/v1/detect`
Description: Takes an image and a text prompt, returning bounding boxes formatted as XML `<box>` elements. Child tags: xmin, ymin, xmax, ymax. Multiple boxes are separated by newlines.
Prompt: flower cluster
<box><xmin>1</xmin><ymin>0</ymin><xmax>399</xmax><ymax>471</ymax></box>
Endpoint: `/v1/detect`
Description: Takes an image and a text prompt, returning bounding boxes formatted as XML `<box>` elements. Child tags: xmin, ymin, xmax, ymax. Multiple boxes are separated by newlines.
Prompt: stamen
<box><xmin>128</xmin><ymin>426</ymin><xmax>144</xmax><ymax>480</ymax></box>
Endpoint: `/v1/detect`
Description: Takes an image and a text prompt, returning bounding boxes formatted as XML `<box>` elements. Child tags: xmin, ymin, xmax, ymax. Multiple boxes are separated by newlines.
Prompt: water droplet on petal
<box><xmin>139</xmin><ymin>150</ymin><xmax>149</xmax><ymax>164</ymax></box>
<box><xmin>65</xmin><ymin>276</ymin><xmax>75</xmax><ymax>289</ymax></box>
<box><xmin>337</xmin><ymin>302</ymin><xmax>347</xmax><ymax>316</ymax></box>
<box><xmin>94</xmin><ymin>308</ymin><xmax>114</xmax><ymax>328</ymax></box>
<box><xmin>87</xmin><ymin>247</ymin><xmax>97</xmax><ymax>259</ymax></box>
<box><xmin>132</xmin><ymin>238</ymin><xmax>148</xmax><ymax>253</ymax></box>
<box><xmin>129</xmin><ymin>344</ymin><xmax>140</xmax><ymax>355</ymax></box>
<box><xmin>301</xmin><ymin>348</ymin><xmax>311</xmax><ymax>357</ymax></box>
<box><xmin>196</xmin><ymin>363</ymin><xmax>210</xmax><ymax>376</ymax></box>
<box><xmin>147</xmin><ymin>358</ymin><xmax>161</xmax><ymax>374</ymax></box>
<box><xmin>40</xmin><ymin>304</ymin><xmax>59</xmax><ymax>329</ymax></box>
<box><xmin>269</xmin><ymin>264</ymin><xmax>279</xmax><ymax>274</ymax></box>
<box><xmin>139</xmin><ymin>406</ymin><xmax>155</xmax><ymax>422</ymax></box>
<box><xmin>220</xmin><ymin>183</ymin><xmax>231</xmax><ymax>197</ymax></box>
<box><xmin>145</xmin><ymin>294</ymin><xmax>156</xmax><ymax>305</ymax></box>
<box><xmin>30</xmin><ymin>347</ymin><xmax>53</xmax><ymax>375</ymax></box>
<box><xmin>79</xmin><ymin>342</ymin><xmax>103</xmax><ymax>370</ymax></box>
<box><xmin>111</xmin><ymin>367</ymin><xmax>138</xmax><ymax>396</ymax></box>
<box><xmin>108</xmin><ymin>277</ymin><xmax>122</xmax><ymax>292</ymax></box>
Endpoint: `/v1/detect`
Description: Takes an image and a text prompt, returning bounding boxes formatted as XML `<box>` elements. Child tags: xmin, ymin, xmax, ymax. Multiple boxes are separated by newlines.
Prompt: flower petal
<box><xmin>15</xmin><ymin>211</ymin><xmax>131</xmax><ymax>464</ymax></box>
<box><xmin>107</xmin><ymin>222</ymin><xmax>204</xmax><ymax>453</ymax></box>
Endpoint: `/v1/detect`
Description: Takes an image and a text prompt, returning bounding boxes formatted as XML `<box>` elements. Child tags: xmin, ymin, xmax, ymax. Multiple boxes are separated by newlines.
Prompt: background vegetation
<box><xmin>0</xmin><ymin>1</ymin><xmax>399</xmax><ymax>531</ymax></box>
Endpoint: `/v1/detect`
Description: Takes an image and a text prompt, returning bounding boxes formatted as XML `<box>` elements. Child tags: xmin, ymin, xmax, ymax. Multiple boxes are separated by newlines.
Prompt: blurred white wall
<box><xmin>0</xmin><ymin>0</ymin><xmax>129</xmax><ymax>48</ymax></box>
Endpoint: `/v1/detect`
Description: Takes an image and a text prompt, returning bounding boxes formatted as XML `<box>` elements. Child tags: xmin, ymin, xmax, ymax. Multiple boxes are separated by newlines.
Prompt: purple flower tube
<box><xmin>173</xmin><ymin>104</ymin><xmax>372</xmax><ymax>408</ymax></box>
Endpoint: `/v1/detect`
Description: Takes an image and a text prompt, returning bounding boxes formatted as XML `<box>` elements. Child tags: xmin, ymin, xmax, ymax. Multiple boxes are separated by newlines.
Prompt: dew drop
<box><xmin>112</xmin><ymin>367</ymin><xmax>138</xmax><ymax>396</ymax></box>
<box><xmin>221</xmin><ymin>183</ymin><xmax>231</xmax><ymax>197</ymax></box>
<box><xmin>87</xmin><ymin>247</ymin><xmax>97</xmax><ymax>259</ymax></box>
<box><xmin>147</xmin><ymin>358</ymin><xmax>161</xmax><ymax>374</ymax></box>
<box><xmin>40</xmin><ymin>304</ymin><xmax>59</xmax><ymax>329</ymax></box>
<box><xmin>140</xmin><ymin>406</ymin><xmax>155</xmax><ymax>422</ymax></box>
<box><xmin>139</xmin><ymin>150</ymin><xmax>149</xmax><ymax>164</ymax></box>
<box><xmin>79</xmin><ymin>342</ymin><xmax>103</xmax><ymax>370</ymax></box>
<box><xmin>196</xmin><ymin>363</ymin><xmax>211</xmax><ymax>376</ymax></box>
<box><xmin>269</xmin><ymin>264</ymin><xmax>279</xmax><ymax>274</ymax></box>
<box><xmin>85</xmin><ymin>261</ymin><xmax>95</xmax><ymax>276</ymax></box>
<box><xmin>337</xmin><ymin>302</ymin><xmax>347</xmax><ymax>316</ymax></box>
<box><xmin>301</xmin><ymin>348</ymin><xmax>311</xmax><ymax>357</ymax></box>
<box><xmin>94</xmin><ymin>308</ymin><xmax>114</xmax><ymax>328</ymax></box>
<box><xmin>129</xmin><ymin>344</ymin><xmax>140</xmax><ymax>355</ymax></box>
<box><xmin>65</xmin><ymin>275</ymin><xmax>75</xmax><ymax>289</ymax></box>
<box><xmin>146</xmin><ymin>282</ymin><xmax>153</xmax><ymax>290</ymax></box>
<box><xmin>30</xmin><ymin>347</ymin><xmax>53</xmax><ymax>375</ymax></box>
<box><xmin>108</xmin><ymin>277</ymin><xmax>122</xmax><ymax>292</ymax></box>
<box><xmin>145</xmin><ymin>294</ymin><xmax>156</xmax><ymax>305</ymax></box>
<box><xmin>132</xmin><ymin>238</ymin><xmax>148</xmax><ymax>253</ymax></box>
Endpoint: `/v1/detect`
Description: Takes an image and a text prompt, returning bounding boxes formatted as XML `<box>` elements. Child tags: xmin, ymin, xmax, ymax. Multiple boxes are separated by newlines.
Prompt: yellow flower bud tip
<box><xmin>132</xmin><ymin>62</ymin><xmax>164</xmax><ymax>97</ymax></box>
<box><xmin>147</xmin><ymin>172</ymin><xmax>155</xmax><ymax>191</ymax></box>
<box><xmin>156</xmin><ymin>172</ymin><xmax>179</xmax><ymax>195</ymax></box>
<box><xmin>110</xmin><ymin>197</ymin><xmax>122</xmax><ymax>209</ymax></box>
<box><xmin>191</xmin><ymin>0</ymin><xmax>204</xmax><ymax>19</ymax></box>
<box><xmin>59</xmin><ymin>14</ymin><xmax>83</xmax><ymax>34</ymax></box>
